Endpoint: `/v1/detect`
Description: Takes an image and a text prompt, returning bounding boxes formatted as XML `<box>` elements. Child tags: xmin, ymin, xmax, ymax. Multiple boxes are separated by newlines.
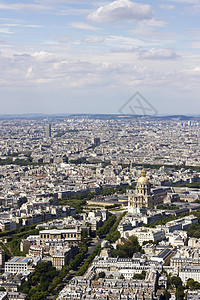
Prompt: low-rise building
<box><xmin>5</xmin><ymin>256</ymin><xmax>40</xmax><ymax>275</ymax></box>
<box><xmin>171</xmin><ymin>247</ymin><xmax>200</xmax><ymax>268</ymax></box>
<box><xmin>39</xmin><ymin>227</ymin><xmax>81</xmax><ymax>244</ymax></box>
<box><xmin>122</xmin><ymin>227</ymin><xmax>165</xmax><ymax>245</ymax></box>
<box><xmin>52</xmin><ymin>245</ymin><xmax>78</xmax><ymax>270</ymax></box>
<box><xmin>179</xmin><ymin>265</ymin><xmax>200</xmax><ymax>283</ymax></box>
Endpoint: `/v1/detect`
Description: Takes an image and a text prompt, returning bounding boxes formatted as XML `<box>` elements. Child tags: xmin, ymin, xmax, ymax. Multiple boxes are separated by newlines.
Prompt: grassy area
<box><xmin>176</xmin><ymin>181</ymin><xmax>200</xmax><ymax>188</ymax></box>
<box><xmin>58</xmin><ymin>185</ymin><xmax>135</xmax><ymax>213</ymax></box>
<box><xmin>0</xmin><ymin>158</ymin><xmax>46</xmax><ymax>167</ymax></box>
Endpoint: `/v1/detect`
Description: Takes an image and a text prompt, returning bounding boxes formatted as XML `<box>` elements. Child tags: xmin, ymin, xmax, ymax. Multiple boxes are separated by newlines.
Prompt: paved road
<box><xmin>49</xmin><ymin>236</ymin><xmax>104</xmax><ymax>299</ymax></box>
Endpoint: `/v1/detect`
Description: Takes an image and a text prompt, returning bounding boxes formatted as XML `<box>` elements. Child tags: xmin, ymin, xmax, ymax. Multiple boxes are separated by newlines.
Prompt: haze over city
<box><xmin>0</xmin><ymin>0</ymin><xmax>200</xmax><ymax>114</ymax></box>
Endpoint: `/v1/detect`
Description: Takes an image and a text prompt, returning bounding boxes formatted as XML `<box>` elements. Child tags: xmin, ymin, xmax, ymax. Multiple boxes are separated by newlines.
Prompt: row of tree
<box><xmin>106</xmin><ymin>212</ymin><xmax>127</xmax><ymax>243</ymax></box>
<box><xmin>75</xmin><ymin>244</ymin><xmax>101</xmax><ymax>276</ymax></box>
<box><xmin>156</xmin><ymin>204</ymin><xmax>179</xmax><ymax>210</ymax></box>
<box><xmin>96</xmin><ymin>214</ymin><xmax>116</xmax><ymax>238</ymax></box>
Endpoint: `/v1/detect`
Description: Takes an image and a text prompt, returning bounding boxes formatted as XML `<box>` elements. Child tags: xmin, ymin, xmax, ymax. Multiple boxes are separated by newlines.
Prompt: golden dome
<box><xmin>137</xmin><ymin>169</ymin><xmax>149</xmax><ymax>185</ymax></box>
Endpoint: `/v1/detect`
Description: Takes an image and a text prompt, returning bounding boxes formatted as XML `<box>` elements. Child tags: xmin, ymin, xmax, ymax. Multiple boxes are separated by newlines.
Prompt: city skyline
<box><xmin>0</xmin><ymin>0</ymin><xmax>200</xmax><ymax>115</ymax></box>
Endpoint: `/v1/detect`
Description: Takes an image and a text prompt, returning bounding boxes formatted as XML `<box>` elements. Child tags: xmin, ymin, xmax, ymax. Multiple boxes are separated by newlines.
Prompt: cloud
<box><xmin>57</xmin><ymin>36</ymin><xmax>71</xmax><ymax>43</ymax></box>
<box><xmin>168</xmin><ymin>0</ymin><xmax>198</xmax><ymax>3</ymax></box>
<box><xmin>0</xmin><ymin>27</ymin><xmax>13</xmax><ymax>34</ymax></box>
<box><xmin>182</xmin><ymin>67</ymin><xmax>200</xmax><ymax>76</ymax></box>
<box><xmin>87</xmin><ymin>0</ymin><xmax>153</xmax><ymax>23</ymax></box>
<box><xmin>111</xmin><ymin>46</ymin><xmax>138</xmax><ymax>53</ymax></box>
<box><xmin>139</xmin><ymin>48</ymin><xmax>180</xmax><ymax>60</ymax></box>
<box><xmin>130</xmin><ymin>22</ymin><xmax>174</xmax><ymax>43</ymax></box>
<box><xmin>35</xmin><ymin>0</ymin><xmax>95</xmax><ymax>3</ymax></box>
<box><xmin>25</xmin><ymin>24</ymin><xmax>42</xmax><ymax>28</ymax></box>
<box><xmin>0</xmin><ymin>48</ymin><xmax>199</xmax><ymax>99</ymax></box>
<box><xmin>143</xmin><ymin>18</ymin><xmax>167</xmax><ymax>27</ymax></box>
<box><xmin>58</xmin><ymin>8</ymin><xmax>92</xmax><ymax>16</ymax></box>
<box><xmin>25</xmin><ymin>67</ymin><xmax>33</xmax><ymax>79</ymax></box>
<box><xmin>104</xmin><ymin>35</ymin><xmax>147</xmax><ymax>48</ymax></box>
<box><xmin>160</xmin><ymin>4</ymin><xmax>175</xmax><ymax>10</ymax></box>
<box><xmin>69</xmin><ymin>22</ymin><xmax>100</xmax><ymax>30</ymax></box>
<box><xmin>0</xmin><ymin>2</ymin><xmax>53</xmax><ymax>11</ymax></box>
<box><xmin>186</xmin><ymin>4</ymin><xmax>200</xmax><ymax>14</ymax></box>
<box><xmin>82</xmin><ymin>37</ymin><xmax>105</xmax><ymax>44</ymax></box>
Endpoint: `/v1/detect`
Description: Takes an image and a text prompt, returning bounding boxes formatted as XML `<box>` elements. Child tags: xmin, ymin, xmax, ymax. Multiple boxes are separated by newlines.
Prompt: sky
<box><xmin>0</xmin><ymin>0</ymin><xmax>200</xmax><ymax>115</ymax></box>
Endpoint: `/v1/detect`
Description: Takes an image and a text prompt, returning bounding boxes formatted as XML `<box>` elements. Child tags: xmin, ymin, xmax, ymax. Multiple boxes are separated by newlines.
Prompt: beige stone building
<box><xmin>128</xmin><ymin>170</ymin><xmax>163</xmax><ymax>210</ymax></box>
<box><xmin>39</xmin><ymin>226</ymin><xmax>81</xmax><ymax>244</ymax></box>
<box><xmin>52</xmin><ymin>245</ymin><xmax>78</xmax><ymax>270</ymax></box>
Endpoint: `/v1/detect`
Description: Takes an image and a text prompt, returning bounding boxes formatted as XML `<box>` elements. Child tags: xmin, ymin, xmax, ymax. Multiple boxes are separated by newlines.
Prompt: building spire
<box><xmin>141</xmin><ymin>169</ymin><xmax>145</xmax><ymax>177</ymax></box>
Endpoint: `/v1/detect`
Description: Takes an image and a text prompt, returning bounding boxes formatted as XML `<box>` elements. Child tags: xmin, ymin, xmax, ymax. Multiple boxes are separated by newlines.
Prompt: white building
<box><xmin>122</xmin><ymin>227</ymin><xmax>165</xmax><ymax>245</ymax></box>
<box><xmin>179</xmin><ymin>265</ymin><xmax>200</xmax><ymax>283</ymax></box>
<box><xmin>166</xmin><ymin>230</ymin><xmax>188</xmax><ymax>247</ymax></box>
<box><xmin>5</xmin><ymin>256</ymin><xmax>40</xmax><ymax>274</ymax></box>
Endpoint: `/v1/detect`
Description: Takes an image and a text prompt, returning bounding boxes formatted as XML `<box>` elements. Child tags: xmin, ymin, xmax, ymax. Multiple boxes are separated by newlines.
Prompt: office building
<box><xmin>46</xmin><ymin>124</ymin><xmax>51</xmax><ymax>138</ymax></box>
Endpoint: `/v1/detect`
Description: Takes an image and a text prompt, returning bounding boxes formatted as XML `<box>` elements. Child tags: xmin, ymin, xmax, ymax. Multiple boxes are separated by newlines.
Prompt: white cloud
<box><xmin>186</xmin><ymin>4</ymin><xmax>200</xmax><ymax>14</ymax></box>
<box><xmin>25</xmin><ymin>67</ymin><xmax>33</xmax><ymax>79</ymax></box>
<box><xmin>82</xmin><ymin>37</ymin><xmax>105</xmax><ymax>44</ymax></box>
<box><xmin>139</xmin><ymin>48</ymin><xmax>180</xmax><ymax>60</ymax></box>
<box><xmin>168</xmin><ymin>0</ymin><xmax>198</xmax><ymax>3</ymax></box>
<box><xmin>160</xmin><ymin>4</ymin><xmax>175</xmax><ymax>10</ymax></box>
<box><xmin>69</xmin><ymin>22</ymin><xmax>100</xmax><ymax>30</ymax></box>
<box><xmin>35</xmin><ymin>0</ymin><xmax>95</xmax><ymax>4</ymax></box>
<box><xmin>130</xmin><ymin>22</ymin><xmax>175</xmax><ymax>44</ymax></box>
<box><xmin>58</xmin><ymin>8</ymin><xmax>92</xmax><ymax>16</ymax></box>
<box><xmin>105</xmin><ymin>35</ymin><xmax>147</xmax><ymax>48</ymax></box>
<box><xmin>25</xmin><ymin>24</ymin><xmax>42</xmax><ymax>28</ymax></box>
<box><xmin>143</xmin><ymin>18</ymin><xmax>167</xmax><ymax>27</ymax></box>
<box><xmin>57</xmin><ymin>36</ymin><xmax>71</xmax><ymax>43</ymax></box>
<box><xmin>0</xmin><ymin>27</ymin><xmax>13</xmax><ymax>34</ymax></box>
<box><xmin>182</xmin><ymin>67</ymin><xmax>200</xmax><ymax>76</ymax></box>
<box><xmin>0</xmin><ymin>2</ymin><xmax>53</xmax><ymax>11</ymax></box>
<box><xmin>87</xmin><ymin>0</ymin><xmax>153</xmax><ymax>23</ymax></box>
<box><xmin>0</xmin><ymin>47</ymin><xmax>199</xmax><ymax>109</ymax></box>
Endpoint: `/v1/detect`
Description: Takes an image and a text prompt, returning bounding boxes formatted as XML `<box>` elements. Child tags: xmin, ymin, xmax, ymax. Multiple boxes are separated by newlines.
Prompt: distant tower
<box><xmin>94</xmin><ymin>137</ymin><xmax>100</xmax><ymax>146</ymax></box>
<box><xmin>46</xmin><ymin>124</ymin><xmax>51</xmax><ymax>138</ymax></box>
<box><xmin>0</xmin><ymin>246</ymin><xmax>5</xmax><ymax>268</ymax></box>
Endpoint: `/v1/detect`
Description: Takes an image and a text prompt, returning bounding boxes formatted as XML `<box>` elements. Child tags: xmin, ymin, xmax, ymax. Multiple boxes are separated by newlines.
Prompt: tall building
<box><xmin>0</xmin><ymin>246</ymin><xmax>5</xmax><ymax>268</ymax></box>
<box><xmin>93</xmin><ymin>137</ymin><xmax>100</xmax><ymax>146</ymax></box>
<box><xmin>46</xmin><ymin>124</ymin><xmax>51</xmax><ymax>138</ymax></box>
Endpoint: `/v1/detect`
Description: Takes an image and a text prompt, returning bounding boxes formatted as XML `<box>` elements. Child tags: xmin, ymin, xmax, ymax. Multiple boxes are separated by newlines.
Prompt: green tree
<box><xmin>111</xmin><ymin>235</ymin><xmax>142</xmax><ymax>258</ymax></box>
<box><xmin>98</xmin><ymin>272</ymin><xmax>106</xmax><ymax>278</ymax></box>
<box><xmin>81</xmin><ymin>228</ymin><xmax>88</xmax><ymax>242</ymax></box>
<box><xmin>171</xmin><ymin>276</ymin><xmax>182</xmax><ymax>288</ymax></box>
<box><xmin>175</xmin><ymin>285</ymin><xmax>185</xmax><ymax>300</ymax></box>
<box><xmin>133</xmin><ymin>271</ymin><xmax>146</xmax><ymax>280</ymax></box>
<box><xmin>164</xmin><ymin>290</ymin><xmax>171</xmax><ymax>300</ymax></box>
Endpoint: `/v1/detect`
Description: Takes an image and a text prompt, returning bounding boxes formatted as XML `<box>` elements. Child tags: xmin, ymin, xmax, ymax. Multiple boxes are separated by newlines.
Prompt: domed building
<box><xmin>128</xmin><ymin>169</ymin><xmax>153</xmax><ymax>210</ymax></box>
<box><xmin>128</xmin><ymin>169</ymin><xmax>164</xmax><ymax>211</ymax></box>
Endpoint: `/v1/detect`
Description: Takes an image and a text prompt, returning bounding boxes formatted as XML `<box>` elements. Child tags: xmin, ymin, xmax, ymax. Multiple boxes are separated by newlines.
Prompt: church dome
<box><xmin>137</xmin><ymin>169</ymin><xmax>149</xmax><ymax>185</ymax></box>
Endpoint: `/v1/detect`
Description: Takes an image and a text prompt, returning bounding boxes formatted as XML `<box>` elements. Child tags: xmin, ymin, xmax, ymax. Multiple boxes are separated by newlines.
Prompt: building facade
<box><xmin>39</xmin><ymin>227</ymin><xmax>81</xmax><ymax>244</ymax></box>
<box><xmin>128</xmin><ymin>170</ymin><xmax>163</xmax><ymax>210</ymax></box>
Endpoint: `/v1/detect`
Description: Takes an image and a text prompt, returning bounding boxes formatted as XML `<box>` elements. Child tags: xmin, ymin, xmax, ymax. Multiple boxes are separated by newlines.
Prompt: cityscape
<box><xmin>0</xmin><ymin>0</ymin><xmax>200</xmax><ymax>299</ymax></box>
<box><xmin>0</xmin><ymin>115</ymin><xmax>199</xmax><ymax>299</ymax></box>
